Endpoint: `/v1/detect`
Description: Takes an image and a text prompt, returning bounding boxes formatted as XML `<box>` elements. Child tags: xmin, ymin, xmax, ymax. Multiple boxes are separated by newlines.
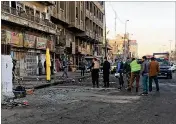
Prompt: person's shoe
<box><xmin>141</xmin><ymin>92</ymin><xmax>148</xmax><ymax>96</ymax></box>
<box><xmin>118</xmin><ymin>86</ymin><xmax>122</xmax><ymax>90</ymax></box>
<box><xmin>93</xmin><ymin>85</ymin><xmax>95</xmax><ymax>88</ymax></box>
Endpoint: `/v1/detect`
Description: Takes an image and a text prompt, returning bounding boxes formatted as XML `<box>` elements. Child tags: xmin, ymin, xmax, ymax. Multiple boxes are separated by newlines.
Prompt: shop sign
<box><xmin>36</xmin><ymin>37</ymin><xmax>47</xmax><ymax>49</ymax></box>
<box><xmin>1</xmin><ymin>30</ymin><xmax>12</xmax><ymax>44</ymax></box>
<box><xmin>87</xmin><ymin>45</ymin><xmax>90</xmax><ymax>54</ymax></box>
<box><xmin>11</xmin><ymin>32</ymin><xmax>23</xmax><ymax>47</ymax></box>
<box><xmin>72</xmin><ymin>42</ymin><xmax>75</xmax><ymax>54</ymax></box>
<box><xmin>24</xmin><ymin>34</ymin><xmax>36</xmax><ymax>48</ymax></box>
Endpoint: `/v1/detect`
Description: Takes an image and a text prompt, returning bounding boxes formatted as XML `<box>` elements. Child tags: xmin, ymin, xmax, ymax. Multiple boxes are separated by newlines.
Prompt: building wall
<box><xmin>1</xmin><ymin>1</ymin><xmax>105</xmax><ymax>74</ymax></box>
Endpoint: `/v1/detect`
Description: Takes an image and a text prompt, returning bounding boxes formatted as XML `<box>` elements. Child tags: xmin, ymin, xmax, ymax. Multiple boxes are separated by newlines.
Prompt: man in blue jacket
<box><xmin>116</xmin><ymin>58</ymin><xmax>124</xmax><ymax>89</ymax></box>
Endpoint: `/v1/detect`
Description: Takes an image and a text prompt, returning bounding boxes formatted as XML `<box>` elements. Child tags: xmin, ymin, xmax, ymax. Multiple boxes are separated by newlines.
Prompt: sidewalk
<box><xmin>13</xmin><ymin>72</ymin><xmax>91</xmax><ymax>90</ymax></box>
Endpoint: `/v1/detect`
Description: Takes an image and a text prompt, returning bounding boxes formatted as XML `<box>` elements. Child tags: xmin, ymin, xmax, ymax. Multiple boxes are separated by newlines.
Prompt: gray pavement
<box><xmin>2</xmin><ymin>73</ymin><xmax>176</xmax><ymax>124</ymax></box>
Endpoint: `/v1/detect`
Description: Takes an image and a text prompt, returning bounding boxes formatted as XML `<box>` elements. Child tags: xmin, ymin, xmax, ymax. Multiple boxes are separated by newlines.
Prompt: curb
<box><xmin>33</xmin><ymin>75</ymin><xmax>91</xmax><ymax>90</ymax></box>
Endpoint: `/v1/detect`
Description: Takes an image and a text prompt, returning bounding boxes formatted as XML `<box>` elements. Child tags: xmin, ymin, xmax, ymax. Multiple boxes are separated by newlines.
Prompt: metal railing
<box><xmin>1</xmin><ymin>4</ymin><xmax>56</xmax><ymax>29</ymax></box>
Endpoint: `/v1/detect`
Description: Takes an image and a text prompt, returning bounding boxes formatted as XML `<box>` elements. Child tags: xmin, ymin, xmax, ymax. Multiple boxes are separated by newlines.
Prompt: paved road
<box><xmin>2</xmin><ymin>73</ymin><xmax>176</xmax><ymax>124</ymax></box>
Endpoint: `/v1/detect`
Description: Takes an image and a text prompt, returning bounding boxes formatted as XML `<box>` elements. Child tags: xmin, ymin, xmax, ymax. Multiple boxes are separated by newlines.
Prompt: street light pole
<box><xmin>169</xmin><ymin>40</ymin><xmax>172</xmax><ymax>61</ymax></box>
<box><xmin>123</xmin><ymin>20</ymin><xmax>129</xmax><ymax>61</ymax></box>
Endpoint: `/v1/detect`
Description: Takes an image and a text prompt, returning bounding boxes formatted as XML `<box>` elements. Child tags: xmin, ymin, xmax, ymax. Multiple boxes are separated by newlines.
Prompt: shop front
<box><xmin>2</xmin><ymin>28</ymin><xmax>55</xmax><ymax>76</ymax></box>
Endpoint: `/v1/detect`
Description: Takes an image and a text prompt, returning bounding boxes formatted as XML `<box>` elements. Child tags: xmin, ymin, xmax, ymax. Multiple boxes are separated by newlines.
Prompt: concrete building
<box><xmin>1</xmin><ymin>1</ymin><xmax>56</xmax><ymax>76</ymax></box>
<box><xmin>1</xmin><ymin>1</ymin><xmax>105</xmax><ymax>76</ymax></box>
<box><xmin>108</xmin><ymin>34</ymin><xmax>126</xmax><ymax>62</ymax></box>
<box><xmin>129</xmin><ymin>40</ymin><xmax>138</xmax><ymax>58</ymax></box>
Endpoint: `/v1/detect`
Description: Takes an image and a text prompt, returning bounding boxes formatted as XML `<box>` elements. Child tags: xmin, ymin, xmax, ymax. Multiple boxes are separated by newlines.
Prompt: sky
<box><xmin>105</xmin><ymin>2</ymin><xmax>175</xmax><ymax>57</ymax></box>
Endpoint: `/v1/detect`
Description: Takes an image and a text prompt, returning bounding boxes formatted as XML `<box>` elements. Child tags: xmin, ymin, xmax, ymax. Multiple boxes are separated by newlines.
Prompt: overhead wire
<box><xmin>108</xmin><ymin>2</ymin><xmax>125</xmax><ymax>24</ymax></box>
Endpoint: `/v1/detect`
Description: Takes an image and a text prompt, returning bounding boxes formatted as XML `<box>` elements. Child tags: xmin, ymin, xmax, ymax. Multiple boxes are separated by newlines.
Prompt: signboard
<box><xmin>36</xmin><ymin>37</ymin><xmax>47</xmax><ymax>49</ymax></box>
<box><xmin>24</xmin><ymin>34</ymin><xmax>36</xmax><ymax>48</ymax></box>
<box><xmin>1</xmin><ymin>30</ymin><xmax>12</xmax><ymax>44</ymax></box>
<box><xmin>87</xmin><ymin>45</ymin><xmax>90</xmax><ymax>54</ymax></box>
<box><xmin>11</xmin><ymin>32</ymin><xmax>23</xmax><ymax>47</ymax></box>
<box><xmin>72</xmin><ymin>42</ymin><xmax>75</xmax><ymax>54</ymax></box>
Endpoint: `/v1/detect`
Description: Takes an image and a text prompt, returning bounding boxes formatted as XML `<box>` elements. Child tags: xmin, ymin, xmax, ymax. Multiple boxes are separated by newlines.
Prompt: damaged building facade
<box><xmin>1</xmin><ymin>1</ymin><xmax>105</xmax><ymax>76</ymax></box>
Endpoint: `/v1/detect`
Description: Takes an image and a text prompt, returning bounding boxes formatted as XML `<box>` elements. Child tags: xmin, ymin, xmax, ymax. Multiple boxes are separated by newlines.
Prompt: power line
<box><xmin>109</xmin><ymin>2</ymin><xmax>125</xmax><ymax>24</ymax></box>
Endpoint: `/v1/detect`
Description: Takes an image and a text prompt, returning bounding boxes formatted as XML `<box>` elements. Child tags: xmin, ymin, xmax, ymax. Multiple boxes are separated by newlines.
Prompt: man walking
<box><xmin>116</xmin><ymin>58</ymin><xmax>124</xmax><ymax>89</ymax></box>
<box><xmin>38</xmin><ymin>60</ymin><xmax>43</xmax><ymax>76</ymax></box>
<box><xmin>124</xmin><ymin>57</ymin><xmax>131</xmax><ymax>88</ymax></box>
<box><xmin>103</xmin><ymin>57</ymin><xmax>111</xmax><ymax>88</ymax></box>
<box><xmin>80</xmin><ymin>58</ymin><xmax>86</xmax><ymax>77</ymax></box>
<box><xmin>89</xmin><ymin>58</ymin><xmax>100</xmax><ymax>88</ymax></box>
<box><xmin>141</xmin><ymin>56</ymin><xmax>149</xmax><ymax>95</ymax></box>
<box><xmin>149</xmin><ymin>57</ymin><xmax>160</xmax><ymax>92</ymax></box>
<box><xmin>62</xmin><ymin>59</ymin><xmax>68</xmax><ymax>78</ymax></box>
<box><xmin>127</xmin><ymin>58</ymin><xmax>141</xmax><ymax>92</ymax></box>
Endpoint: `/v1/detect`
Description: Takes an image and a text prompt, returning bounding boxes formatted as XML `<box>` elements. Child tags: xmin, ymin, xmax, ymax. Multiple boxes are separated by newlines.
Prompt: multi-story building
<box><xmin>1</xmin><ymin>1</ymin><xmax>105</xmax><ymax>76</ymax></box>
<box><xmin>108</xmin><ymin>34</ymin><xmax>138</xmax><ymax>62</ymax></box>
<box><xmin>129</xmin><ymin>40</ymin><xmax>138</xmax><ymax>58</ymax></box>
<box><xmin>1</xmin><ymin>1</ymin><xmax>56</xmax><ymax>76</ymax></box>
<box><xmin>108</xmin><ymin>34</ymin><xmax>125</xmax><ymax>62</ymax></box>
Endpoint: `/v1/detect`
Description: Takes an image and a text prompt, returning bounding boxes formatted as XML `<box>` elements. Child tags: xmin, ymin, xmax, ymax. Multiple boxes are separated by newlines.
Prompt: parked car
<box><xmin>169</xmin><ymin>64</ymin><xmax>176</xmax><ymax>72</ymax></box>
<box><xmin>156</xmin><ymin>58</ymin><xmax>172</xmax><ymax>79</ymax></box>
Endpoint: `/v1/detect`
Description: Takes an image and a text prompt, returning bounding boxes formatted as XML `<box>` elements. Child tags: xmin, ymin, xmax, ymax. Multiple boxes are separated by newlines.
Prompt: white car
<box><xmin>169</xmin><ymin>64</ymin><xmax>176</xmax><ymax>72</ymax></box>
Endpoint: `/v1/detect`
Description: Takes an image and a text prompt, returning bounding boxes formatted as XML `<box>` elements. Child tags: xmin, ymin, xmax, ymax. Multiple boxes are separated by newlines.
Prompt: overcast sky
<box><xmin>105</xmin><ymin>2</ymin><xmax>175</xmax><ymax>57</ymax></box>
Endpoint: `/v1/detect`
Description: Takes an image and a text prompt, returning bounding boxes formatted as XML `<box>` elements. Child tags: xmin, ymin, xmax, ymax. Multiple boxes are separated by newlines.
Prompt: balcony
<box><xmin>85</xmin><ymin>30</ymin><xmax>90</xmax><ymax>37</ymax></box>
<box><xmin>86</xmin><ymin>9</ymin><xmax>90</xmax><ymax>18</ymax></box>
<box><xmin>39</xmin><ymin>1</ymin><xmax>55</xmax><ymax>6</ymax></box>
<box><xmin>58</xmin><ymin>9</ymin><xmax>66</xmax><ymax>22</ymax></box>
<box><xmin>80</xmin><ymin>20</ymin><xmax>84</xmax><ymax>31</ymax></box>
<box><xmin>89</xmin><ymin>13</ymin><xmax>93</xmax><ymax>20</ymax></box>
<box><xmin>1</xmin><ymin>4</ymin><xmax>56</xmax><ymax>34</ymax></box>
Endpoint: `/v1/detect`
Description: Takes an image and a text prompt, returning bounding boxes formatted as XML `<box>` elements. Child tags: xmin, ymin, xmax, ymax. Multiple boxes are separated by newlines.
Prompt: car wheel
<box><xmin>167</xmin><ymin>74</ymin><xmax>172</xmax><ymax>79</ymax></box>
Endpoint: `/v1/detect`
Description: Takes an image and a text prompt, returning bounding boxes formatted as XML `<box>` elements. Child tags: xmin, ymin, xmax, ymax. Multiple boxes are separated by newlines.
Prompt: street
<box><xmin>2</xmin><ymin>73</ymin><xmax>176</xmax><ymax>124</ymax></box>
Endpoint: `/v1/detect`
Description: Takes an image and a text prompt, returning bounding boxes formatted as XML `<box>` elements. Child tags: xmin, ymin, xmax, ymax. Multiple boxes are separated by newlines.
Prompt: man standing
<box><xmin>124</xmin><ymin>57</ymin><xmax>131</xmax><ymax>88</ymax></box>
<box><xmin>44</xmin><ymin>60</ymin><xmax>46</xmax><ymax>75</ymax></box>
<box><xmin>89</xmin><ymin>58</ymin><xmax>100</xmax><ymax>88</ymax></box>
<box><xmin>127</xmin><ymin>58</ymin><xmax>141</xmax><ymax>92</ymax></box>
<box><xmin>149</xmin><ymin>57</ymin><xmax>160</xmax><ymax>92</ymax></box>
<box><xmin>116</xmin><ymin>58</ymin><xmax>124</xmax><ymax>89</ymax></box>
<box><xmin>103</xmin><ymin>57</ymin><xmax>111</xmax><ymax>88</ymax></box>
<box><xmin>38</xmin><ymin>60</ymin><xmax>43</xmax><ymax>76</ymax></box>
<box><xmin>141</xmin><ymin>56</ymin><xmax>149</xmax><ymax>95</ymax></box>
<box><xmin>80</xmin><ymin>58</ymin><xmax>86</xmax><ymax>77</ymax></box>
<box><xmin>62</xmin><ymin>59</ymin><xmax>68</xmax><ymax>78</ymax></box>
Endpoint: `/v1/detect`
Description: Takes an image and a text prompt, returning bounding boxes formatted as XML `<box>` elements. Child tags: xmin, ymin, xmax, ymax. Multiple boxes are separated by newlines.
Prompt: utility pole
<box><xmin>104</xmin><ymin>2</ymin><xmax>107</xmax><ymax>58</ymax></box>
<box><xmin>169</xmin><ymin>40</ymin><xmax>172</xmax><ymax>61</ymax></box>
<box><xmin>123</xmin><ymin>20</ymin><xmax>129</xmax><ymax>61</ymax></box>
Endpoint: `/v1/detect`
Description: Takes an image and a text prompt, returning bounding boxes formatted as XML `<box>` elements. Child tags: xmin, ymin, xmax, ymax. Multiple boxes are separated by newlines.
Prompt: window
<box><xmin>86</xmin><ymin>1</ymin><xmax>89</xmax><ymax>10</ymax></box>
<box><xmin>81</xmin><ymin>11</ymin><xmax>83</xmax><ymax>21</ymax></box>
<box><xmin>2</xmin><ymin>1</ymin><xmax>9</xmax><ymax>6</ymax></box>
<box><xmin>60</xmin><ymin>1</ymin><xmax>65</xmax><ymax>10</ymax></box>
<box><xmin>76</xmin><ymin>7</ymin><xmax>78</xmax><ymax>18</ymax></box>
<box><xmin>25</xmin><ymin>6</ymin><xmax>34</xmax><ymax>15</ymax></box>
<box><xmin>41</xmin><ymin>12</ymin><xmax>46</xmax><ymax>20</ymax></box>
<box><xmin>94</xmin><ymin>6</ymin><xmax>96</xmax><ymax>16</ymax></box>
<box><xmin>90</xmin><ymin>2</ymin><xmax>92</xmax><ymax>12</ymax></box>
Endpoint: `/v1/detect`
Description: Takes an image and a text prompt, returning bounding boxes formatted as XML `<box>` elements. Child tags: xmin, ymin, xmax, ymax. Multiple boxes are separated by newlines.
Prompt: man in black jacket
<box><xmin>103</xmin><ymin>57</ymin><xmax>111</xmax><ymax>88</ymax></box>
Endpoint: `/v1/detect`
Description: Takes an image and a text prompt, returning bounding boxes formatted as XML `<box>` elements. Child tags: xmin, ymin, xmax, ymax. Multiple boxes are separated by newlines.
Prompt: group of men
<box><xmin>89</xmin><ymin>56</ymin><xmax>160</xmax><ymax>95</ymax></box>
<box><xmin>125</xmin><ymin>56</ymin><xmax>160</xmax><ymax>95</ymax></box>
